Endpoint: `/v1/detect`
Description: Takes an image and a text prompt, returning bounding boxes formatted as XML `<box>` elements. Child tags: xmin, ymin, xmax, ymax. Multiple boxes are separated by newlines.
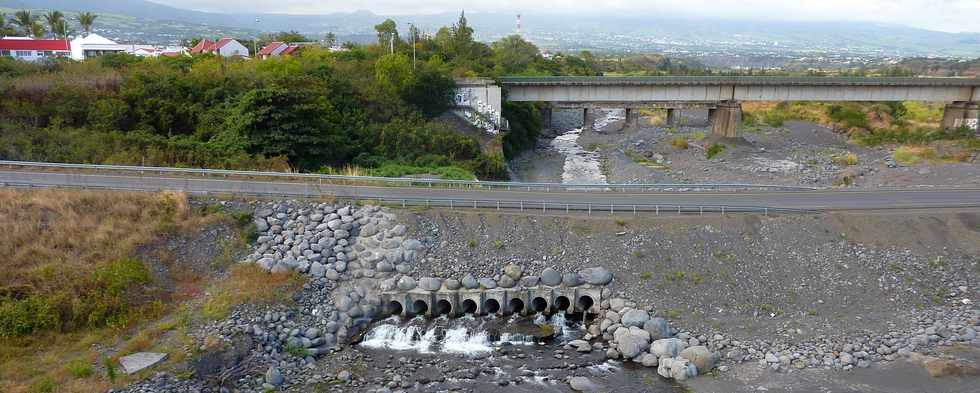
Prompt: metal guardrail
<box><xmin>0</xmin><ymin>160</ymin><xmax>817</xmax><ymax>192</ymax></box>
<box><xmin>0</xmin><ymin>181</ymin><xmax>818</xmax><ymax>216</ymax></box>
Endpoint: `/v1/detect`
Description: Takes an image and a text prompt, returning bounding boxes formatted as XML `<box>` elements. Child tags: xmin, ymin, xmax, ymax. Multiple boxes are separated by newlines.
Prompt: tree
<box><xmin>374</xmin><ymin>53</ymin><xmax>412</xmax><ymax>93</ymax></box>
<box><xmin>44</xmin><ymin>10</ymin><xmax>65</xmax><ymax>38</ymax></box>
<box><xmin>374</xmin><ymin>19</ymin><xmax>399</xmax><ymax>52</ymax></box>
<box><xmin>491</xmin><ymin>35</ymin><xmax>540</xmax><ymax>74</ymax></box>
<box><xmin>29</xmin><ymin>21</ymin><xmax>45</xmax><ymax>38</ymax></box>
<box><xmin>0</xmin><ymin>13</ymin><xmax>11</xmax><ymax>37</ymax></box>
<box><xmin>12</xmin><ymin>10</ymin><xmax>38</xmax><ymax>37</ymax></box>
<box><xmin>78</xmin><ymin>12</ymin><xmax>97</xmax><ymax>34</ymax></box>
<box><xmin>323</xmin><ymin>32</ymin><xmax>337</xmax><ymax>48</ymax></box>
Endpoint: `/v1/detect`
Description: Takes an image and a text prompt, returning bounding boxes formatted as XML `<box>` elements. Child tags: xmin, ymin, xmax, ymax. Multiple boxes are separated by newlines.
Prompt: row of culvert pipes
<box><xmin>379</xmin><ymin>287</ymin><xmax>601</xmax><ymax>318</ymax></box>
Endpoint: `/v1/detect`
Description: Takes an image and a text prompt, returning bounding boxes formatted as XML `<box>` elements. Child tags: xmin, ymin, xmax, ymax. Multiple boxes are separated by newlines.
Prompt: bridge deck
<box><xmin>499</xmin><ymin>76</ymin><xmax>980</xmax><ymax>88</ymax></box>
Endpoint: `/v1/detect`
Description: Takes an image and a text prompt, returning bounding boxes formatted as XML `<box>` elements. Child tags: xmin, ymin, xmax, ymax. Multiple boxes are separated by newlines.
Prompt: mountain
<box><xmin>3</xmin><ymin>0</ymin><xmax>979</xmax><ymax>57</ymax></box>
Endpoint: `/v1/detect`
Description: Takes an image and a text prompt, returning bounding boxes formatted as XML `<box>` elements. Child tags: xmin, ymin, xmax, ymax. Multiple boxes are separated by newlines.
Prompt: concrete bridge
<box><xmin>379</xmin><ymin>285</ymin><xmax>602</xmax><ymax>318</ymax></box>
<box><xmin>456</xmin><ymin>77</ymin><xmax>980</xmax><ymax>137</ymax></box>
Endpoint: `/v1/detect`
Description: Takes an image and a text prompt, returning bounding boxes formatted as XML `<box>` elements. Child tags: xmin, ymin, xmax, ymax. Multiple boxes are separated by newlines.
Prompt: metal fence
<box><xmin>0</xmin><ymin>160</ymin><xmax>817</xmax><ymax>193</ymax></box>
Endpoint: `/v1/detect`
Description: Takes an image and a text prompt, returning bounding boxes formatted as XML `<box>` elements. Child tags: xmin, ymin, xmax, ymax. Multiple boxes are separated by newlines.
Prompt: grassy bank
<box><xmin>0</xmin><ymin>189</ymin><xmax>302</xmax><ymax>393</ymax></box>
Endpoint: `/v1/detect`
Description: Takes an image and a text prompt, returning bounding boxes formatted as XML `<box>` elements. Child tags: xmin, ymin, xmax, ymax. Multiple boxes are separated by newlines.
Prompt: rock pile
<box><xmin>246</xmin><ymin>202</ymin><xmax>425</xmax><ymax>279</ymax></box>
<box><xmin>595</xmin><ymin>298</ymin><xmax>718</xmax><ymax>381</ymax></box>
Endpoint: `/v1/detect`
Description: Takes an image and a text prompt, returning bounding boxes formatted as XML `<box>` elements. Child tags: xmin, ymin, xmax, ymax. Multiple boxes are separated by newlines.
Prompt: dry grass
<box><xmin>201</xmin><ymin>264</ymin><xmax>303</xmax><ymax>320</ymax></box>
<box><xmin>893</xmin><ymin>145</ymin><xmax>937</xmax><ymax>165</ymax></box>
<box><xmin>0</xmin><ymin>189</ymin><xmax>191</xmax><ymax>294</ymax></box>
<box><xmin>0</xmin><ymin>189</ymin><xmax>266</xmax><ymax>393</ymax></box>
<box><xmin>670</xmin><ymin>137</ymin><xmax>690</xmax><ymax>150</ymax></box>
<box><xmin>833</xmin><ymin>152</ymin><xmax>859</xmax><ymax>166</ymax></box>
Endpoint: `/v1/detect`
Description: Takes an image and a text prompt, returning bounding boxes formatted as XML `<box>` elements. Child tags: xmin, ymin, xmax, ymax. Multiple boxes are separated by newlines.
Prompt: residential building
<box><xmin>190</xmin><ymin>37</ymin><xmax>250</xmax><ymax>57</ymax></box>
<box><xmin>70</xmin><ymin>33</ymin><xmax>127</xmax><ymax>60</ymax></box>
<box><xmin>257</xmin><ymin>41</ymin><xmax>303</xmax><ymax>59</ymax></box>
<box><xmin>0</xmin><ymin>37</ymin><xmax>71</xmax><ymax>62</ymax></box>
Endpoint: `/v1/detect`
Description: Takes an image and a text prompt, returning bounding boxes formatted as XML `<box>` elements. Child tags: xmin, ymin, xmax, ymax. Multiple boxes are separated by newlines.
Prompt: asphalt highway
<box><xmin>3</xmin><ymin>170</ymin><xmax>980</xmax><ymax>212</ymax></box>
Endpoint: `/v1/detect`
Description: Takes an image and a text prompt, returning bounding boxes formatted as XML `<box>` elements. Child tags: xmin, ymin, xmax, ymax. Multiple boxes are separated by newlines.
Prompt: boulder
<box><xmin>617</xmin><ymin>331</ymin><xmax>651</xmax><ymax>359</ymax></box>
<box><xmin>309</xmin><ymin>262</ymin><xmax>326</xmax><ymax>278</ymax></box>
<box><xmin>498</xmin><ymin>275</ymin><xmax>517</xmax><ymax>288</ymax></box>
<box><xmin>657</xmin><ymin>357</ymin><xmax>697</xmax><ymax>381</ymax></box>
<box><xmin>503</xmin><ymin>264</ymin><xmax>523</xmax><ymax>281</ymax></box>
<box><xmin>621</xmin><ymin>309</ymin><xmax>650</xmax><ymax>328</ymax></box>
<box><xmin>644</xmin><ymin>317</ymin><xmax>670</xmax><ymax>340</ymax></box>
<box><xmin>265</xmin><ymin>366</ymin><xmax>284</xmax><ymax>386</ymax></box>
<box><xmin>640</xmin><ymin>353</ymin><xmax>659</xmax><ymax>367</ymax></box>
<box><xmin>119</xmin><ymin>352</ymin><xmax>168</xmax><ymax>374</ymax></box>
<box><xmin>579</xmin><ymin>267</ymin><xmax>613</xmax><ymax>285</ymax></box>
<box><xmin>651</xmin><ymin>338</ymin><xmax>688</xmax><ymax>358</ymax></box>
<box><xmin>568</xmin><ymin>376</ymin><xmax>599</xmax><ymax>392</ymax></box>
<box><xmin>521</xmin><ymin>276</ymin><xmax>541</xmax><ymax>287</ymax></box>
<box><xmin>444</xmin><ymin>278</ymin><xmax>461</xmax><ymax>290</ymax></box>
<box><xmin>562</xmin><ymin>273</ymin><xmax>583</xmax><ymax>287</ymax></box>
<box><xmin>541</xmin><ymin>268</ymin><xmax>562</xmax><ymax>286</ymax></box>
<box><xmin>478</xmin><ymin>278</ymin><xmax>497</xmax><ymax>289</ymax></box>
<box><xmin>397</xmin><ymin>276</ymin><xmax>418</xmax><ymax>291</ymax></box>
<box><xmin>680</xmin><ymin>346</ymin><xmax>715</xmax><ymax>373</ymax></box>
<box><xmin>462</xmin><ymin>274</ymin><xmax>480</xmax><ymax>289</ymax></box>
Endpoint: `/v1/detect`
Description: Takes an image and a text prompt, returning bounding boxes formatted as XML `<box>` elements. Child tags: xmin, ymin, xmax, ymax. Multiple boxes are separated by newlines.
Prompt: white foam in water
<box><xmin>551</xmin><ymin>109</ymin><xmax>621</xmax><ymax>185</ymax></box>
<box><xmin>442</xmin><ymin>327</ymin><xmax>492</xmax><ymax>355</ymax></box>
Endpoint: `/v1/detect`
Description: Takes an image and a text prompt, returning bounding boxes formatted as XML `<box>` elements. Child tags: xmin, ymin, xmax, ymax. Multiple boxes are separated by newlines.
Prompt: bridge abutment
<box><xmin>710</xmin><ymin>101</ymin><xmax>742</xmax><ymax>138</ymax></box>
<box><xmin>541</xmin><ymin>106</ymin><xmax>553</xmax><ymax>130</ymax></box>
<box><xmin>583</xmin><ymin>108</ymin><xmax>594</xmax><ymax>132</ymax></box>
<box><xmin>666</xmin><ymin>108</ymin><xmax>679</xmax><ymax>127</ymax></box>
<box><xmin>942</xmin><ymin>102</ymin><xmax>980</xmax><ymax>131</ymax></box>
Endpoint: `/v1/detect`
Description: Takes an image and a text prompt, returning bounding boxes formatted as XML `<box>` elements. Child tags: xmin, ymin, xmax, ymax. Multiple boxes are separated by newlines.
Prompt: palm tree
<box><xmin>78</xmin><ymin>12</ymin><xmax>97</xmax><ymax>35</ymax></box>
<box><xmin>13</xmin><ymin>10</ymin><xmax>38</xmax><ymax>37</ymax></box>
<box><xmin>29</xmin><ymin>21</ymin><xmax>46</xmax><ymax>39</ymax></box>
<box><xmin>44</xmin><ymin>10</ymin><xmax>65</xmax><ymax>38</ymax></box>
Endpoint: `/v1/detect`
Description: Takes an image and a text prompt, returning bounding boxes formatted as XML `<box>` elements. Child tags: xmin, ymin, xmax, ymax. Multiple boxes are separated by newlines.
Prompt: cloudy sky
<box><xmin>150</xmin><ymin>0</ymin><xmax>980</xmax><ymax>33</ymax></box>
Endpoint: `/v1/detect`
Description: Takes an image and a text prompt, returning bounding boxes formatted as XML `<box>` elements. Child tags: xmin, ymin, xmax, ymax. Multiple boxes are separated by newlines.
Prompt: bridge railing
<box><xmin>0</xmin><ymin>160</ymin><xmax>818</xmax><ymax>192</ymax></box>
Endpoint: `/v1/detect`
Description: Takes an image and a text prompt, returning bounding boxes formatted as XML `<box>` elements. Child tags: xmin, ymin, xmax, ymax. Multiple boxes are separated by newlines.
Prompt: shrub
<box><xmin>66</xmin><ymin>358</ymin><xmax>94</xmax><ymax>378</ymax></box>
<box><xmin>0</xmin><ymin>296</ymin><xmax>59</xmax><ymax>338</ymax></box>
<box><xmin>670</xmin><ymin>137</ymin><xmax>689</xmax><ymax>149</ymax></box>
<box><xmin>706</xmin><ymin>144</ymin><xmax>726</xmax><ymax>159</ymax></box>
<box><xmin>833</xmin><ymin>152</ymin><xmax>859</xmax><ymax>166</ymax></box>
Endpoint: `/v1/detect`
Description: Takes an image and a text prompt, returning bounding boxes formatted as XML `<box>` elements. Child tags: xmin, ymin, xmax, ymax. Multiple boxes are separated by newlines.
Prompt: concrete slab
<box><xmin>119</xmin><ymin>352</ymin><xmax>168</xmax><ymax>374</ymax></box>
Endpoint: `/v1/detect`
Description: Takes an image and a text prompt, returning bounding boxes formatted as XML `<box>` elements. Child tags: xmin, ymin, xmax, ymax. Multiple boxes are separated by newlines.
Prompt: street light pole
<box><xmin>410</xmin><ymin>22</ymin><xmax>416</xmax><ymax>71</ymax></box>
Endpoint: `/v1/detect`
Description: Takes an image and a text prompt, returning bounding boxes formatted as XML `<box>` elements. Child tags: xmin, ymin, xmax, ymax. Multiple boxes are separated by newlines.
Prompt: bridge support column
<box><xmin>666</xmin><ymin>108</ymin><xmax>679</xmax><ymax>127</ymax></box>
<box><xmin>541</xmin><ymin>106</ymin><xmax>553</xmax><ymax>130</ymax></box>
<box><xmin>624</xmin><ymin>108</ymin><xmax>639</xmax><ymax>130</ymax></box>
<box><xmin>710</xmin><ymin>101</ymin><xmax>742</xmax><ymax>138</ymax></box>
<box><xmin>582</xmin><ymin>108</ymin><xmax>593</xmax><ymax>132</ymax></box>
<box><xmin>942</xmin><ymin>102</ymin><xmax>968</xmax><ymax>130</ymax></box>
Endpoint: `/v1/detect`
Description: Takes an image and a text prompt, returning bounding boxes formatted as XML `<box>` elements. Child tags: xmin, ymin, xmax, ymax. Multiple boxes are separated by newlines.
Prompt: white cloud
<box><xmin>152</xmin><ymin>0</ymin><xmax>980</xmax><ymax>33</ymax></box>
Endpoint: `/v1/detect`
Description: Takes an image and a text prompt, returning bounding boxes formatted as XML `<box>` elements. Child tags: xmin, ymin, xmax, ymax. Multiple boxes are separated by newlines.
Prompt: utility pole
<box><xmin>409</xmin><ymin>23</ymin><xmax>416</xmax><ymax>71</ymax></box>
<box><xmin>253</xmin><ymin>17</ymin><xmax>260</xmax><ymax>57</ymax></box>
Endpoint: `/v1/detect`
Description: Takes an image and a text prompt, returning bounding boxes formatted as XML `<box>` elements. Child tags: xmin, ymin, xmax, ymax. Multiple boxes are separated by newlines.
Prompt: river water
<box><xmin>510</xmin><ymin>109</ymin><xmax>622</xmax><ymax>184</ymax></box>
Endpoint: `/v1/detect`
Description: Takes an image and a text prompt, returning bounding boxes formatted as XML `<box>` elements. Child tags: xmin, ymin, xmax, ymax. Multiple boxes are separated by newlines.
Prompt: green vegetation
<box><xmin>893</xmin><ymin>146</ymin><xmax>936</xmax><ymax>165</ymax></box>
<box><xmin>706</xmin><ymin>144</ymin><xmax>726</xmax><ymax>159</ymax></box>
<box><xmin>0</xmin><ymin>13</ymin><xmax>609</xmax><ymax>180</ymax></box>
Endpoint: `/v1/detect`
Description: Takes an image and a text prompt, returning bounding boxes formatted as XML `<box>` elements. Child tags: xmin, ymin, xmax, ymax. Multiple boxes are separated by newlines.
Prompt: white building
<box><xmin>191</xmin><ymin>37</ymin><xmax>250</xmax><ymax>58</ymax></box>
<box><xmin>70</xmin><ymin>33</ymin><xmax>127</xmax><ymax>60</ymax></box>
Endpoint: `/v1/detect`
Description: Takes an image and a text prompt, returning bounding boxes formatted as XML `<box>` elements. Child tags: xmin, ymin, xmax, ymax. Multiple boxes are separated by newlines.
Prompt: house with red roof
<box><xmin>0</xmin><ymin>37</ymin><xmax>71</xmax><ymax>62</ymax></box>
<box><xmin>190</xmin><ymin>37</ymin><xmax>250</xmax><ymax>58</ymax></box>
<box><xmin>257</xmin><ymin>41</ymin><xmax>303</xmax><ymax>60</ymax></box>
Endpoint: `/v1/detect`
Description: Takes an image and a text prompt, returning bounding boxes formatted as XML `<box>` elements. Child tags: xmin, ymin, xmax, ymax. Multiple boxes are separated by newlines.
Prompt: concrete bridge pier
<box><xmin>624</xmin><ymin>108</ymin><xmax>640</xmax><ymax>130</ymax></box>
<box><xmin>666</xmin><ymin>108</ymin><xmax>679</xmax><ymax>127</ymax></box>
<box><xmin>541</xmin><ymin>106</ymin><xmax>553</xmax><ymax>130</ymax></box>
<box><xmin>710</xmin><ymin>101</ymin><xmax>742</xmax><ymax>138</ymax></box>
<box><xmin>582</xmin><ymin>108</ymin><xmax>594</xmax><ymax>132</ymax></box>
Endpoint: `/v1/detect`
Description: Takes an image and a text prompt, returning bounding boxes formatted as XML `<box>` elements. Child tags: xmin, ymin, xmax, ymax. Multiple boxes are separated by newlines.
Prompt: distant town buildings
<box><xmin>0</xmin><ymin>37</ymin><xmax>71</xmax><ymax>62</ymax></box>
<box><xmin>190</xmin><ymin>37</ymin><xmax>250</xmax><ymax>57</ymax></box>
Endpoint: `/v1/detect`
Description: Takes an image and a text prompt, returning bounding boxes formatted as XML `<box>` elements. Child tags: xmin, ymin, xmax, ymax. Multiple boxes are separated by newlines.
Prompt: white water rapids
<box><xmin>550</xmin><ymin>109</ymin><xmax>622</xmax><ymax>185</ymax></box>
<box><xmin>360</xmin><ymin>313</ymin><xmax>577</xmax><ymax>356</ymax></box>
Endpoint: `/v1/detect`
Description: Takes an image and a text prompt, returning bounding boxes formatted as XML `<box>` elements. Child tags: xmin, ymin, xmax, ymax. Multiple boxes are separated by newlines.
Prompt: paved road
<box><xmin>3</xmin><ymin>170</ymin><xmax>980</xmax><ymax>212</ymax></box>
